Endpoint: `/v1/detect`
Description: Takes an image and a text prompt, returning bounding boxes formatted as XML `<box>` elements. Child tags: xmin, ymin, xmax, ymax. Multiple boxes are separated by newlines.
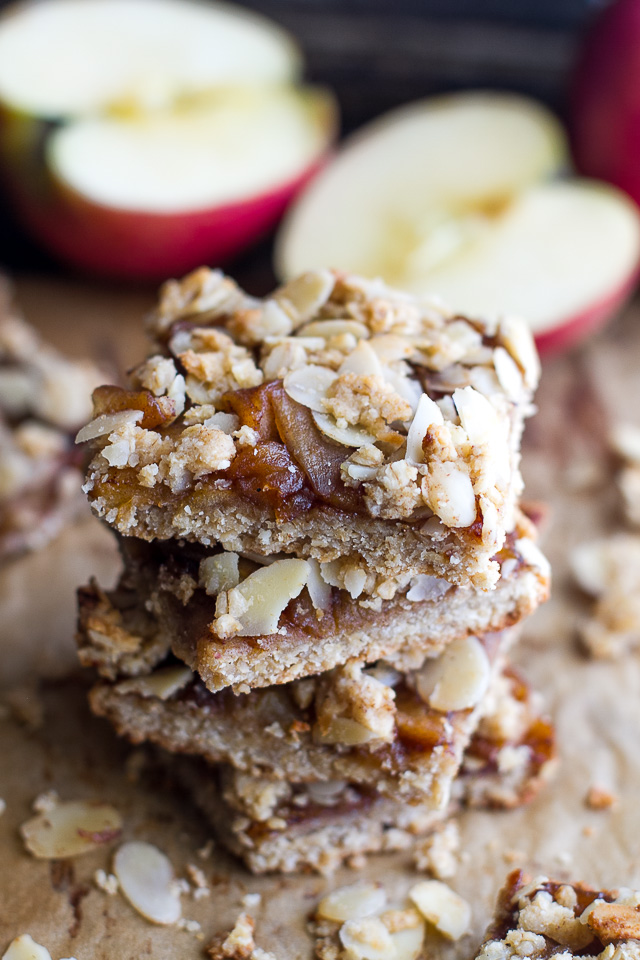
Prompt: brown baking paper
<box><xmin>2</xmin><ymin>285</ymin><xmax>640</xmax><ymax>959</ymax></box>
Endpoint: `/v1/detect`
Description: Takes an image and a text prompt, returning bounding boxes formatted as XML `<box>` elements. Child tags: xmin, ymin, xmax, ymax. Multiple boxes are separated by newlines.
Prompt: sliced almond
<box><xmin>339</xmin><ymin>917</ymin><xmax>395</xmax><ymax>960</ymax></box>
<box><xmin>116</xmin><ymin>665</ymin><xmax>193</xmax><ymax>701</ymax></box>
<box><xmin>610</xmin><ymin>422</ymin><xmax>640</xmax><ymax>464</ymax></box>
<box><xmin>409</xmin><ymin>880</ymin><xmax>471</xmax><ymax>940</ymax></box>
<box><xmin>199</xmin><ymin>552</ymin><xmax>240</xmax><ymax>596</ymax></box>
<box><xmin>306</xmin><ymin>558</ymin><xmax>332</xmax><ymax>612</ymax></box>
<box><xmin>382</xmin><ymin>366</ymin><xmax>423</xmax><ymax>412</ymax></box>
<box><xmin>370</xmin><ymin>334</ymin><xmax>413</xmax><ymax>364</ymax></box>
<box><xmin>498</xmin><ymin>315</ymin><xmax>540</xmax><ymax>391</ymax></box>
<box><xmin>283</xmin><ymin>364</ymin><xmax>337</xmax><ymax>412</ymax></box>
<box><xmin>423</xmin><ymin>461</ymin><xmax>477</xmax><ymax>528</ymax></box>
<box><xmin>317</xmin><ymin>882</ymin><xmax>387</xmax><ymax>922</ymax></box>
<box><xmin>338</xmin><ymin>340</ymin><xmax>383</xmax><ymax>377</ymax></box>
<box><xmin>312</xmin><ymin>411</ymin><xmax>376</xmax><ymax>447</ymax></box>
<box><xmin>299</xmin><ymin>319</ymin><xmax>369</xmax><ymax>340</ymax></box>
<box><xmin>405</xmin><ymin>394</ymin><xmax>444</xmax><ymax>463</ymax></box>
<box><xmin>406</xmin><ymin>574</ymin><xmax>452</xmax><ymax>603</ymax></box>
<box><xmin>305</xmin><ymin>780</ymin><xmax>348</xmax><ymax>807</ymax></box>
<box><xmin>75</xmin><ymin>409</ymin><xmax>143</xmax><ymax>443</ymax></box>
<box><xmin>113</xmin><ymin>841</ymin><xmax>182</xmax><ymax>925</ymax></box>
<box><xmin>415</xmin><ymin>635</ymin><xmax>490</xmax><ymax>712</ymax></box>
<box><xmin>315</xmin><ymin>716</ymin><xmax>380</xmax><ymax>746</ymax></box>
<box><xmin>389</xmin><ymin>922</ymin><xmax>426</xmax><ymax>960</ymax></box>
<box><xmin>224</xmin><ymin>558</ymin><xmax>310</xmax><ymax>637</ymax></box>
<box><xmin>1</xmin><ymin>935</ymin><xmax>53</xmax><ymax>960</ymax></box>
<box><xmin>276</xmin><ymin>270</ymin><xmax>334</xmax><ymax>325</ymax></box>
<box><xmin>21</xmin><ymin>800</ymin><xmax>122</xmax><ymax>859</ymax></box>
<box><xmin>453</xmin><ymin>386</ymin><xmax>500</xmax><ymax>447</ymax></box>
<box><xmin>493</xmin><ymin>346</ymin><xmax>524</xmax><ymax>401</ymax></box>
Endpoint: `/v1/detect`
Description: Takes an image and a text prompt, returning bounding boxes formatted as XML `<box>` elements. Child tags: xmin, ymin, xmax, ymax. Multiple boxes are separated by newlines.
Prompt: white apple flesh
<box><xmin>0</xmin><ymin>0</ymin><xmax>335</xmax><ymax>277</ymax></box>
<box><xmin>0</xmin><ymin>0</ymin><xmax>300</xmax><ymax>117</ymax></box>
<box><xmin>277</xmin><ymin>93</ymin><xmax>640</xmax><ymax>352</ymax></box>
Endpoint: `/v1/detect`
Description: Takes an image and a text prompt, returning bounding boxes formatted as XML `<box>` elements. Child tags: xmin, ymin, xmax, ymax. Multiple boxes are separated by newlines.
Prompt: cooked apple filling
<box><xmin>78</xmin><ymin>268</ymin><xmax>540</xmax><ymax>592</ymax></box>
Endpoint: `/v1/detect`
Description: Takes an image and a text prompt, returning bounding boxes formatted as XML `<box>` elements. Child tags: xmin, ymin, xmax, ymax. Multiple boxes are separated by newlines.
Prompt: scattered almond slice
<box><xmin>610</xmin><ymin>422</ymin><xmax>640</xmax><ymax>464</ymax></box>
<box><xmin>300</xmin><ymin>319</ymin><xmax>369</xmax><ymax>340</ymax></box>
<box><xmin>339</xmin><ymin>917</ymin><xmax>395</xmax><ymax>960</ymax></box>
<box><xmin>338</xmin><ymin>340</ymin><xmax>383</xmax><ymax>377</ymax></box>
<box><xmin>113</xmin><ymin>841</ymin><xmax>182</xmax><ymax>925</ymax></box>
<box><xmin>115</xmin><ymin>664</ymin><xmax>193</xmax><ymax>700</ymax></box>
<box><xmin>415</xmin><ymin>635</ymin><xmax>491</xmax><ymax>711</ymax></box>
<box><xmin>409</xmin><ymin>880</ymin><xmax>471</xmax><ymax>940</ymax></box>
<box><xmin>283</xmin><ymin>364</ymin><xmax>337</xmax><ymax>412</ymax></box>
<box><xmin>317</xmin><ymin>882</ymin><xmax>387</xmax><ymax>922</ymax></box>
<box><xmin>423</xmin><ymin>460</ymin><xmax>477</xmax><ymax>528</ymax></box>
<box><xmin>405</xmin><ymin>393</ymin><xmax>443</xmax><ymax>463</ymax></box>
<box><xmin>312</xmin><ymin>410</ymin><xmax>376</xmax><ymax>447</ymax></box>
<box><xmin>388</xmin><ymin>921</ymin><xmax>425</xmax><ymax>960</ymax></box>
<box><xmin>1</xmin><ymin>935</ymin><xmax>53</xmax><ymax>960</ymax></box>
<box><xmin>199</xmin><ymin>552</ymin><xmax>240</xmax><ymax>595</ymax></box>
<box><xmin>20</xmin><ymin>800</ymin><xmax>122</xmax><ymax>859</ymax></box>
<box><xmin>276</xmin><ymin>270</ymin><xmax>334</xmax><ymax>325</ymax></box>
<box><xmin>75</xmin><ymin>408</ymin><xmax>143</xmax><ymax>443</ymax></box>
<box><xmin>221</xmin><ymin>558</ymin><xmax>310</xmax><ymax>637</ymax></box>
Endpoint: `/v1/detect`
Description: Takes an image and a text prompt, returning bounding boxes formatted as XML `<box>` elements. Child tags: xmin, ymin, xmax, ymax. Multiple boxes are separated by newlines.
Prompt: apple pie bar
<box><xmin>87</xmin><ymin>628</ymin><xmax>517</xmax><ymax>807</ymax></box>
<box><xmin>477</xmin><ymin>870</ymin><xmax>640</xmax><ymax>960</ymax></box>
<box><xmin>0</xmin><ymin>293</ymin><xmax>103</xmax><ymax>560</ymax></box>
<box><xmin>77</xmin><ymin>521</ymin><xmax>548</xmax><ymax>692</ymax></box>
<box><xmin>78</xmin><ymin>267</ymin><xmax>540</xmax><ymax>596</ymax></box>
<box><xmin>166</xmin><ymin>667</ymin><xmax>555</xmax><ymax>875</ymax></box>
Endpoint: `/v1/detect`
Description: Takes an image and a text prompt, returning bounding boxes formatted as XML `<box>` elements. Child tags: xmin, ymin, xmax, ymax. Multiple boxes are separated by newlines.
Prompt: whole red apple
<box><xmin>572</xmin><ymin>0</ymin><xmax>640</xmax><ymax>204</ymax></box>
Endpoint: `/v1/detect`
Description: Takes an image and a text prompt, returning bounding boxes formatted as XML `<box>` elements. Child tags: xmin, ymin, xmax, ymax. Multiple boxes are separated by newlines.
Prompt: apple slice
<box><xmin>276</xmin><ymin>92</ymin><xmax>567</xmax><ymax>283</ymax></box>
<box><xmin>6</xmin><ymin>86</ymin><xmax>334</xmax><ymax>278</ymax></box>
<box><xmin>398</xmin><ymin>181</ymin><xmax>640</xmax><ymax>354</ymax></box>
<box><xmin>276</xmin><ymin>93</ymin><xmax>640</xmax><ymax>352</ymax></box>
<box><xmin>0</xmin><ymin>0</ymin><xmax>300</xmax><ymax>117</ymax></box>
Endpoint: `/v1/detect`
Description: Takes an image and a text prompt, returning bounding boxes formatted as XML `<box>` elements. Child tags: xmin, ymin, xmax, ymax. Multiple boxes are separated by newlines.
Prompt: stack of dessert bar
<box><xmin>76</xmin><ymin>267</ymin><xmax>553</xmax><ymax>872</ymax></box>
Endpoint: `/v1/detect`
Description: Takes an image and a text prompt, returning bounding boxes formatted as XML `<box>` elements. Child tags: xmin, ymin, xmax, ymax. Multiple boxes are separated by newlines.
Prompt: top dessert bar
<box><xmin>0</xmin><ymin>291</ymin><xmax>103</xmax><ymax>560</ymax></box>
<box><xmin>79</xmin><ymin>268</ymin><xmax>540</xmax><ymax>595</ymax></box>
<box><xmin>479</xmin><ymin>870</ymin><xmax>640</xmax><ymax>960</ymax></box>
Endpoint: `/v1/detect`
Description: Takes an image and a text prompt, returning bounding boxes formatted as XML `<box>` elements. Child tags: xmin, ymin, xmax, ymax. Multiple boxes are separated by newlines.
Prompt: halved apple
<box><xmin>0</xmin><ymin>0</ymin><xmax>336</xmax><ymax>277</ymax></box>
<box><xmin>277</xmin><ymin>92</ymin><xmax>640</xmax><ymax>352</ymax></box>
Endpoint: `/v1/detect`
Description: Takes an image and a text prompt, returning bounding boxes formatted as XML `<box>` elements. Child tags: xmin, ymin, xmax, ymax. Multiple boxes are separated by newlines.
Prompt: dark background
<box><xmin>0</xmin><ymin>0</ymin><xmax>607</xmax><ymax>276</ymax></box>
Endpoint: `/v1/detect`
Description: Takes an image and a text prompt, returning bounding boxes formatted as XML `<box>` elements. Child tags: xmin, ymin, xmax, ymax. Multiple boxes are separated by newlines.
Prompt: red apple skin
<box><xmin>533</xmin><ymin>268</ymin><xmax>640</xmax><ymax>356</ymax></box>
<box><xmin>9</xmin><ymin>155</ymin><xmax>331</xmax><ymax>279</ymax></box>
<box><xmin>0</xmin><ymin>93</ymin><xmax>337</xmax><ymax>279</ymax></box>
<box><xmin>572</xmin><ymin>0</ymin><xmax>640</xmax><ymax>204</ymax></box>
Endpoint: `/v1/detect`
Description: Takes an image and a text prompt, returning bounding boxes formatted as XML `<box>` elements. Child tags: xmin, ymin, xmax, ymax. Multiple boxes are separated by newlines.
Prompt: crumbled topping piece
<box><xmin>113</xmin><ymin>841</ymin><xmax>182</xmax><ymax>925</ymax></box>
<box><xmin>413</xmin><ymin>821</ymin><xmax>460</xmax><ymax>879</ymax></box>
<box><xmin>571</xmin><ymin>535</ymin><xmax>640</xmax><ymax>657</ymax></box>
<box><xmin>409</xmin><ymin>880</ymin><xmax>471</xmax><ymax>940</ymax></box>
<box><xmin>199</xmin><ymin>552</ymin><xmax>241</xmax><ymax>596</ymax></box>
<box><xmin>20</xmin><ymin>800</ymin><xmax>122</xmax><ymax>859</ymax></box>
<box><xmin>585</xmin><ymin>785</ymin><xmax>618</xmax><ymax>810</ymax></box>
<box><xmin>314</xmin><ymin>662</ymin><xmax>396</xmax><ymax>745</ymax></box>
<box><xmin>206</xmin><ymin>909</ymin><xmax>276</xmax><ymax>960</ymax></box>
<box><xmin>94</xmin><ymin>868</ymin><xmax>119</xmax><ymax>895</ymax></box>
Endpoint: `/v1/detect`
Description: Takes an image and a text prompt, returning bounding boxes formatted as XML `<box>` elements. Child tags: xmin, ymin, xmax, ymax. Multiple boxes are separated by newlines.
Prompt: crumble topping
<box><xmin>413</xmin><ymin>820</ymin><xmax>460</xmax><ymax>879</ymax></box>
<box><xmin>478</xmin><ymin>873</ymin><xmax>640</xmax><ymax>960</ymax></box>
<box><xmin>79</xmin><ymin>268</ymin><xmax>538</xmax><ymax>569</ymax></box>
<box><xmin>571</xmin><ymin>535</ymin><xmax>640</xmax><ymax>658</ymax></box>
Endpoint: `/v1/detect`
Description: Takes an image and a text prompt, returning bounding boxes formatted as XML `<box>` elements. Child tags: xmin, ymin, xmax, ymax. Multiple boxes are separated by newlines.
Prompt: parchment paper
<box><xmin>2</xmin><ymin>279</ymin><xmax>640</xmax><ymax>959</ymax></box>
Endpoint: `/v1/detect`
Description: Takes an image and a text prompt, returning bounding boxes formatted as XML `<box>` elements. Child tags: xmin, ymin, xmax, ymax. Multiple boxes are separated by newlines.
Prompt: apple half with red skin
<box><xmin>277</xmin><ymin>92</ymin><xmax>640</xmax><ymax>353</ymax></box>
<box><xmin>572</xmin><ymin>0</ymin><xmax>640</xmax><ymax>206</ymax></box>
<box><xmin>0</xmin><ymin>0</ymin><xmax>336</xmax><ymax>278</ymax></box>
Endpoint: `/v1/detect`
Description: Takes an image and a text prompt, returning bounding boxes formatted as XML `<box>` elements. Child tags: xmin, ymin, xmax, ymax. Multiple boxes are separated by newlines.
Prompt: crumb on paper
<box><xmin>503</xmin><ymin>849</ymin><xmax>526</xmax><ymax>865</ymax></box>
<box><xmin>94</xmin><ymin>869</ymin><xmax>119</xmax><ymax>895</ymax></box>
<box><xmin>3</xmin><ymin>685</ymin><xmax>44</xmax><ymax>730</ymax></box>
<box><xmin>32</xmin><ymin>790</ymin><xmax>59</xmax><ymax>814</ymax></box>
<box><xmin>413</xmin><ymin>821</ymin><xmax>460</xmax><ymax>879</ymax></box>
<box><xmin>197</xmin><ymin>839</ymin><xmax>215</xmax><ymax>860</ymax></box>
<box><xmin>585</xmin><ymin>785</ymin><xmax>618</xmax><ymax>810</ymax></box>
